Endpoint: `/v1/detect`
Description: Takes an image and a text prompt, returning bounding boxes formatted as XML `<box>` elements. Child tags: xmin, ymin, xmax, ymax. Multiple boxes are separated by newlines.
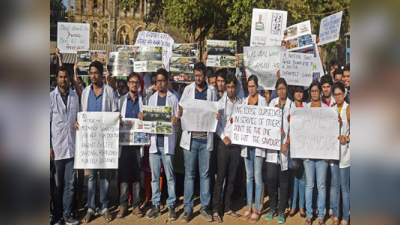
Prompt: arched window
<box><xmin>93</xmin><ymin>32</ymin><xmax>98</xmax><ymax>44</ymax></box>
<box><xmin>103</xmin><ymin>34</ymin><xmax>108</xmax><ymax>44</ymax></box>
<box><xmin>125</xmin><ymin>35</ymin><xmax>130</xmax><ymax>45</ymax></box>
<box><xmin>119</xmin><ymin>34</ymin><xmax>124</xmax><ymax>44</ymax></box>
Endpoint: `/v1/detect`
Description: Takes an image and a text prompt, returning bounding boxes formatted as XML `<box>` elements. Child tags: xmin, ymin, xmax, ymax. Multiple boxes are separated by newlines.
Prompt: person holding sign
<box><xmin>213</xmin><ymin>74</ymin><xmax>242</xmax><ymax>223</ymax></box>
<box><xmin>265</xmin><ymin>78</ymin><xmax>292</xmax><ymax>224</ymax></box>
<box><xmin>321</xmin><ymin>75</ymin><xmax>336</xmax><ymax>107</ymax></box>
<box><xmin>146</xmin><ymin>68</ymin><xmax>180</xmax><ymax>221</ymax></box>
<box><xmin>303</xmin><ymin>80</ymin><xmax>328</xmax><ymax>225</ymax></box>
<box><xmin>75</xmin><ymin>61</ymin><xmax>119</xmax><ymax>223</ymax></box>
<box><xmin>50</xmin><ymin>67</ymin><xmax>80</xmax><ymax>225</ymax></box>
<box><xmin>330</xmin><ymin>82</ymin><xmax>350</xmax><ymax>225</ymax></box>
<box><xmin>116</xmin><ymin>72</ymin><xmax>145</xmax><ymax>219</ymax></box>
<box><xmin>178</xmin><ymin>62</ymin><xmax>217</xmax><ymax>223</ymax></box>
<box><xmin>240</xmin><ymin>75</ymin><xmax>267</xmax><ymax>223</ymax></box>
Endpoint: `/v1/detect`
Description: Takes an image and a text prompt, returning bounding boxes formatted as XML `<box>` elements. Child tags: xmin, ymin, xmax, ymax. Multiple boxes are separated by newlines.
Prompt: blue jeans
<box><xmin>303</xmin><ymin>159</ymin><xmax>328</xmax><ymax>219</ymax></box>
<box><xmin>244</xmin><ymin>147</ymin><xmax>264</xmax><ymax>210</ymax></box>
<box><xmin>291</xmin><ymin>166</ymin><xmax>306</xmax><ymax>210</ymax></box>
<box><xmin>52</xmin><ymin>158</ymin><xmax>75</xmax><ymax>219</ymax></box>
<box><xmin>149</xmin><ymin>147</ymin><xmax>176</xmax><ymax>206</ymax></box>
<box><xmin>184</xmin><ymin>138</ymin><xmax>211</xmax><ymax>213</ymax></box>
<box><xmin>87</xmin><ymin>169</ymin><xmax>111</xmax><ymax>214</ymax></box>
<box><xmin>330</xmin><ymin>162</ymin><xmax>340</xmax><ymax>218</ymax></box>
<box><xmin>341</xmin><ymin>167</ymin><xmax>350</xmax><ymax>222</ymax></box>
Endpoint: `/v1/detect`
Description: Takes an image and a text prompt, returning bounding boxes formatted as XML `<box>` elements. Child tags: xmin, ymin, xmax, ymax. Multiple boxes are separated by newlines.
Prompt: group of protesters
<box><xmin>50</xmin><ymin>43</ymin><xmax>350</xmax><ymax>225</ymax></box>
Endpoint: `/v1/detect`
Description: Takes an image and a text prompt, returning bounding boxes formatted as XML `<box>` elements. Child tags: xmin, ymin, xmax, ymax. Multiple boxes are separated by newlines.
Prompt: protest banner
<box><xmin>172</xmin><ymin>43</ymin><xmax>198</xmax><ymax>57</ymax></box>
<box><xmin>290</xmin><ymin>107</ymin><xmax>340</xmax><ymax>160</ymax></box>
<box><xmin>76</xmin><ymin>50</ymin><xmax>107</xmax><ymax>75</ymax></box>
<box><xmin>135</xmin><ymin>31</ymin><xmax>174</xmax><ymax>71</ymax></box>
<box><xmin>250</xmin><ymin>8</ymin><xmax>288</xmax><ymax>46</ymax></box>
<box><xmin>280</xmin><ymin>51</ymin><xmax>314</xmax><ymax>86</ymax></box>
<box><xmin>109</xmin><ymin>51</ymin><xmax>131</xmax><ymax>76</ymax></box>
<box><xmin>143</xmin><ymin>106</ymin><xmax>173</xmax><ymax>134</ymax></box>
<box><xmin>180</xmin><ymin>99</ymin><xmax>218</xmax><ymax>132</ymax></box>
<box><xmin>244</xmin><ymin>46</ymin><xmax>285</xmax><ymax>90</ymax></box>
<box><xmin>318</xmin><ymin>11</ymin><xmax>343</xmax><ymax>46</ymax></box>
<box><xmin>294</xmin><ymin>43</ymin><xmax>325</xmax><ymax>82</ymax></box>
<box><xmin>57</xmin><ymin>22</ymin><xmax>90</xmax><ymax>53</ymax></box>
<box><xmin>133</xmin><ymin>46</ymin><xmax>163</xmax><ymax>72</ymax></box>
<box><xmin>231</xmin><ymin>105</ymin><xmax>282</xmax><ymax>150</ymax></box>
<box><xmin>75</xmin><ymin>112</ymin><xmax>120</xmax><ymax>169</ymax></box>
<box><xmin>284</xmin><ymin>20</ymin><xmax>313</xmax><ymax>51</ymax></box>
<box><xmin>119</xmin><ymin>118</ymin><xmax>150</xmax><ymax>146</ymax></box>
<box><xmin>206</xmin><ymin>40</ymin><xmax>237</xmax><ymax>68</ymax></box>
<box><xmin>170</xmin><ymin>57</ymin><xmax>196</xmax><ymax>74</ymax></box>
<box><xmin>171</xmin><ymin>43</ymin><xmax>198</xmax><ymax>82</ymax></box>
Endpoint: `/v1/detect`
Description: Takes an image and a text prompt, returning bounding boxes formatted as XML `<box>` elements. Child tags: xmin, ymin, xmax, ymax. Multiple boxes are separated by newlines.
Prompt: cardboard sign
<box><xmin>57</xmin><ymin>22</ymin><xmax>90</xmax><ymax>53</ymax></box>
<box><xmin>133</xmin><ymin>46</ymin><xmax>163</xmax><ymax>72</ymax></box>
<box><xmin>284</xmin><ymin>20</ymin><xmax>313</xmax><ymax>51</ymax></box>
<box><xmin>206</xmin><ymin>40</ymin><xmax>237</xmax><ymax>68</ymax></box>
<box><xmin>318</xmin><ymin>11</ymin><xmax>343</xmax><ymax>46</ymax></box>
<box><xmin>142</xmin><ymin>106</ymin><xmax>173</xmax><ymax>134</ymax></box>
<box><xmin>119</xmin><ymin>118</ymin><xmax>150</xmax><ymax>146</ymax></box>
<box><xmin>280</xmin><ymin>52</ymin><xmax>314</xmax><ymax>86</ymax></box>
<box><xmin>180</xmin><ymin>99</ymin><xmax>218</xmax><ymax>132</ymax></box>
<box><xmin>250</xmin><ymin>8</ymin><xmax>288</xmax><ymax>46</ymax></box>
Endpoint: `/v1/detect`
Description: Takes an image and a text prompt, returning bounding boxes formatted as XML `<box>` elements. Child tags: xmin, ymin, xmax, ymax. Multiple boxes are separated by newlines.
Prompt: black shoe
<box><xmin>64</xmin><ymin>216</ymin><xmax>79</xmax><ymax>225</ymax></box>
<box><xmin>200</xmin><ymin>209</ymin><xmax>213</xmax><ymax>222</ymax></box>
<box><xmin>181</xmin><ymin>212</ymin><xmax>191</xmax><ymax>223</ymax></box>
<box><xmin>168</xmin><ymin>206</ymin><xmax>177</xmax><ymax>221</ymax></box>
<box><xmin>146</xmin><ymin>205</ymin><xmax>161</xmax><ymax>219</ymax></box>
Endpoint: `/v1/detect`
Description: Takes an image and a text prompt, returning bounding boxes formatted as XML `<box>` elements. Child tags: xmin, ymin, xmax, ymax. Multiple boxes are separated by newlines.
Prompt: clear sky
<box><xmin>63</xmin><ymin>0</ymin><xmax>73</xmax><ymax>10</ymax></box>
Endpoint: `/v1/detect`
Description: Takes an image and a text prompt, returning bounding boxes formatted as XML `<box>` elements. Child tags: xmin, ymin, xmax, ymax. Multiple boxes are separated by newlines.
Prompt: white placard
<box><xmin>143</xmin><ymin>106</ymin><xmax>173</xmax><ymax>134</ymax></box>
<box><xmin>57</xmin><ymin>22</ymin><xmax>90</xmax><ymax>53</ymax></box>
<box><xmin>133</xmin><ymin>46</ymin><xmax>163</xmax><ymax>72</ymax></box>
<box><xmin>318</xmin><ymin>11</ymin><xmax>343</xmax><ymax>46</ymax></box>
<box><xmin>250</xmin><ymin>8</ymin><xmax>288</xmax><ymax>46</ymax></box>
<box><xmin>135</xmin><ymin>31</ymin><xmax>174</xmax><ymax>71</ymax></box>
<box><xmin>280</xmin><ymin>52</ymin><xmax>314</xmax><ymax>86</ymax></box>
<box><xmin>119</xmin><ymin>118</ymin><xmax>150</xmax><ymax>146</ymax></box>
<box><xmin>206</xmin><ymin>40</ymin><xmax>237</xmax><ymax>68</ymax></box>
<box><xmin>244</xmin><ymin>46</ymin><xmax>285</xmax><ymax>90</ymax></box>
<box><xmin>284</xmin><ymin>20</ymin><xmax>313</xmax><ymax>51</ymax></box>
<box><xmin>180</xmin><ymin>99</ymin><xmax>218</xmax><ymax>132</ymax></box>
<box><xmin>290</xmin><ymin>107</ymin><xmax>340</xmax><ymax>160</ymax></box>
<box><xmin>293</xmin><ymin>43</ymin><xmax>325</xmax><ymax>82</ymax></box>
<box><xmin>75</xmin><ymin>112</ymin><xmax>120</xmax><ymax>169</ymax></box>
<box><xmin>231</xmin><ymin>105</ymin><xmax>282</xmax><ymax>150</ymax></box>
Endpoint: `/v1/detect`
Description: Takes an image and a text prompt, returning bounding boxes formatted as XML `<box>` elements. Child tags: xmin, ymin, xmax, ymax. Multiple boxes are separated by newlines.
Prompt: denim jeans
<box><xmin>184</xmin><ymin>138</ymin><xmax>211</xmax><ymax>213</ymax></box>
<box><xmin>87</xmin><ymin>169</ymin><xmax>111</xmax><ymax>214</ymax></box>
<box><xmin>52</xmin><ymin>158</ymin><xmax>75</xmax><ymax>219</ymax></box>
<box><xmin>244</xmin><ymin>147</ymin><xmax>264</xmax><ymax>210</ymax></box>
<box><xmin>149</xmin><ymin>147</ymin><xmax>176</xmax><ymax>206</ymax></box>
<box><xmin>119</xmin><ymin>146</ymin><xmax>142</xmax><ymax>209</ymax></box>
<box><xmin>341</xmin><ymin>167</ymin><xmax>350</xmax><ymax>222</ymax></box>
<box><xmin>330</xmin><ymin>162</ymin><xmax>340</xmax><ymax>218</ymax></box>
<box><xmin>291</xmin><ymin>166</ymin><xmax>306</xmax><ymax>210</ymax></box>
<box><xmin>303</xmin><ymin>159</ymin><xmax>328</xmax><ymax>219</ymax></box>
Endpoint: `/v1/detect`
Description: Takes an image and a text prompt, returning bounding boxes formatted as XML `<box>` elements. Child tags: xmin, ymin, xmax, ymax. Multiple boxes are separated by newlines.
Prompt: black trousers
<box><xmin>266</xmin><ymin>162</ymin><xmax>289</xmax><ymax>214</ymax></box>
<box><xmin>212</xmin><ymin>140</ymin><xmax>241</xmax><ymax>214</ymax></box>
<box><xmin>119</xmin><ymin>146</ymin><xmax>142</xmax><ymax>208</ymax></box>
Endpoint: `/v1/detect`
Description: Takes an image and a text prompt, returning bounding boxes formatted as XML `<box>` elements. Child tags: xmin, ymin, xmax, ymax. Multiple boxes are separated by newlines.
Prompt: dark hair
<box><xmin>275</xmin><ymin>77</ymin><xmax>288</xmax><ymax>90</ymax></box>
<box><xmin>320</xmin><ymin>74</ymin><xmax>333</xmax><ymax>86</ymax></box>
<box><xmin>156</xmin><ymin>68</ymin><xmax>168</xmax><ymax>82</ymax></box>
<box><xmin>215</xmin><ymin>68</ymin><xmax>227</xmax><ymax>80</ymax></box>
<box><xmin>77</xmin><ymin>76</ymin><xmax>86</xmax><ymax>88</ymax></box>
<box><xmin>329</xmin><ymin>59</ymin><xmax>341</xmax><ymax>68</ymax></box>
<box><xmin>247</xmin><ymin>75</ymin><xmax>259</xmax><ymax>86</ymax></box>
<box><xmin>127</xmin><ymin>72</ymin><xmax>141</xmax><ymax>83</ymax></box>
<box><xmin>206</xmin><ymin>67</ymin><xmax>215</xmax><ymax>78</ymax></box>
<box><xmin>89</xmin><ymin>61</ymin><xmax>104</xmax><ymax>75</ymax></box>
<box><xmin>309</xmin><ymin>80</ymin><xmax>322</xmax><ymax>95</ymax></box>
<box><xmin>117</xmin><ymin>79</ymin><xmax>127</xmax><ymax>87</ymax></box>
<box><xmin>293</xmin><ymin>85</ymin><xmax>304</xmax><ymax>93</ymax></box>
<box><xmin>333</xmin><ymin>68</ymin><xmax>343</xmax><ymax>76</ymax></box>
<box><xmin>57</xmin><ymin>66</ymin><xmax>69</xmax><ymax>77</ymax></box>
<box><xmin>332</xmin><ymin>82</ymin><xmax>346</xmax><ymax>94</ymax></box>
<box><xmin>343</xmin><ymin>63</ymin><xmax>350</xmax><ymax>72</ymax></box>
<box><xmin>193</xmin><ymin>62</ymin><xmax>206</xmax><ymax>75</ymax></box>
<box><xmin>225</xmin><ymin>74</ymin><xmax>237</xmax><ymax>86</ymax></box>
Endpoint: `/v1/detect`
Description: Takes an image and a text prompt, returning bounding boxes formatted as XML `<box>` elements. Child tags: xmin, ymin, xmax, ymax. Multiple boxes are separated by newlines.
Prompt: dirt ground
<box><xmin>72</xmin><ymin>173</ymin><xmax>343</xmax><ymax>225</ymax></box>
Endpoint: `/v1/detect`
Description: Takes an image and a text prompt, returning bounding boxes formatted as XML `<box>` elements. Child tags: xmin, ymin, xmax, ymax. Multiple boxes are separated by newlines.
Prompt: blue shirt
<box><xmin>87</xmin><ymin>86</ymin><xmax>104</xmax><ymax>112</ymax></box>
<box><xmin>125</xmin><ymin>94</ymin><xmax>140</xmax><ymax>118</ymax></box>
<box><xmin>156</xmin><ymin>95</ymin><xmax>167</xmax><ymax>148</ymax></box>
<box><xmin>195</xmin><ymin>84</ymin><xmax>208</xmax><ymax>100</ymax></box>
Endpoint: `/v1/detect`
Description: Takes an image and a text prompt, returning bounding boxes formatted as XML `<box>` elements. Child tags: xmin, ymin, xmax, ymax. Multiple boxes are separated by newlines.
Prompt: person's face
<box><xmin>217</xmin><ymin>76</ymin><xmax>225</xmax><ymax>92</ymax></box>
<box><xmin>225</xmin><ymin>81</ymin><xmax>236</xmax><ymax>99</ymax></box>
<box><xmin>117</xmin><ymin>81</ymin><xmax>125</xmax><ymax>95</ymax></box>
<box><xmin>194</xmin><ymin>69</ymin><xmax>205</xmax><ymax>86</ymax></box>
<box><xmin>156</xmin><ymin>74</ymin><xmax>167</xmax><ymax>92</ymax></box>
<box><xmin>321</xmin><ymin>83</ymin><xmax>332</xmax><ymax>97</ymax></box>
<box><xmin>264</xmin><ymin>90</ymin><xmax>271</xmax><ymax>102</ymax></box>
<box><xmin>334</xmin><ymin>74</ymin><xmax>343</xmax><ymax>83</ymax></box>
<box><xmin>77</xmin><ymin>79</ymin><xmax>84</xmax><ymax>89</ymax></box>
<box><xmin>208</xmin><ymin>76</ymin><xmax>216</xmax><ymax>88</ymax></box>
<box><xmin>343</xmin><ymin>70</ymin><xmax>350</xmax><ymax>88</ymax></box>
<box><xmin>89</xmin><ymin>67</ymin><xmax>103</xmax><ymax>85</ymax></box>
<box><xmin>57</xmin><ymin>71</ymin><xmax>70</xmax><ymax>90</ymax></box>
<box><xmin>127</xmin><ymin>76</ymin><xmax>140</xmax><ymax>94</ymax></box>
<box><xmin>294</xmin><ymin>88</ymin><xmax>304</xmax><ymax>102</ymax></box>
<box><xmin>333</xmin><ymin>88</ymin><xmax>345</xmax><ymax>105</ymax></box>
<box><xmin>276</xmin><ymin>83</ymin><xmax>287</xmax><ymax>100</ymax></box>
<box><xmin>310</xmin><ymin>85</ymin><xmax>321</xmax><ymax>102</ymax></box>
<box><xmin>247</xmin><ymin>80</ymin><xmax>257</xmax><ymax>97</ymax></box>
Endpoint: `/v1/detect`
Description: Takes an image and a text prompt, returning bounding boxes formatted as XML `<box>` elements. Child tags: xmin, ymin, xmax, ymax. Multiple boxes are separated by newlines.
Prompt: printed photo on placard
<box><xmin>172</xmin><ymin>43</ymin><xmax>198</xmax><ymax>57</ymax></box>
<box><xmin>206</xmin><ymin>40</ymin><xmax>237</xmax><ymax>56</ymax></box>
<box><xmin>172</xmin><ymin>73</ymin><xmax>194</xmax><ymax>83</ymax></box>
<box><xmin>271</xmin><ymin>13</ymin><xmax>283</xmax><ymax>35</ymax></box>
<box><xmin>170</xmin><ymin>57</ymin><xmax>196</xmax><ymax>73</ymax></box>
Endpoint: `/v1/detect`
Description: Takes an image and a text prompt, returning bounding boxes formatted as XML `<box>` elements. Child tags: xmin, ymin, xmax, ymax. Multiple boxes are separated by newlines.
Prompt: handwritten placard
<box><xmin>119</xmin><ymin>118</ymin><xmax>150</xmax><ymax>146</ymax></box>
<box><xmin>180</xmin><ymin>99</ymin><xmax>218</xmax><ymax>132</ymax></box>
<box><xmin>280</xmin><ymin>52</ymin><xmax>314</xmax><ymax>86</ymax></box>
<box><xmin>250</xmin><ymin>8</ymin><xmax>288</xmax><ymax>46</ymax></box>
<box><xmin>284</xmin><ymin>20</ymin><xmax>313</xmax><ymax>51</ymax></box>
<box><xmin>318</xmin><ymin>11</ymin><xmax>343</xmax><ymax>46</ymax></box>
<box><xmin>57</xmin><ymin>22</ymin><xmax>90</xmax><ymax>53</ymax></box>
<box><xmin>244</xmin><ymin>46</ymin><xmax>285</xmax><ymax>90</ymax></box>
<box><xmin>293</xmin><ymin>43</ymin><xmax>325</xmax><ymax>81</ymax></box>
<box><xmin>231</xmin><ymin>105</ymin><xmax>282</xmax><ymax>150</ymax></box>
<box><xmin>75</xmin><ymin>112</ymin><xmax>120</xmax><ymax>169</ymax></box>
<box><xmin>143</xmin><ymin>106</ymin><xmax>172</xmax><ymax>134</ymax></box>
<box><xmin>290</xmin><ymin>107</ymin><xmax>339</xmax><ymax>160</ymax></box>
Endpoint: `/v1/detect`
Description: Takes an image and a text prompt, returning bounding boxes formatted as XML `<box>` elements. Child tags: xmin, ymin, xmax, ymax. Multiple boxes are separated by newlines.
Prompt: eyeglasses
<box><xmin>128</xmin><ymin>81</ymin><xmax>140</xmax><ymax>85</ymax></box>
<box><xmin>156</xmin><ymin>80</ymin><xmax>166</xmax><ymax>83</ymax></box>
<box><xmin>333</xmin><ymin>93</ymin><xmax>344</xmax><ymax>97</ymax></box>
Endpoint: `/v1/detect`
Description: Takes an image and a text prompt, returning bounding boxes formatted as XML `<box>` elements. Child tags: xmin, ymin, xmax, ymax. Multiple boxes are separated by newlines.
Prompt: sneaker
<box><xmin>181</xmin><ymin>212</ymin><xmax>191</xmax><ymax>223</ymax></box>
<box><xmin>277</xmin><ymin>213</ymin><xmax>286</xmax><ymax>224</ymax></box>
<box><xmin>168</xmin><ymin>206</ymin><xmax>177</xmax><ymax>221</ymax></box>
<box><xmin>200</xmin><ymin>209</ymin><xmax>213</xmax><ymax>222</ymax></box>
<box><xmin>265</xmin><ymin>210</ymin><xmax>277</xmax><ymax>221</ymax></box>
<box><xmin>146</xmin><ymin>205</ymin><xmax>161</xmax><ymax>219</ymax></box>
<box><xmin>64</xmin><ymin>216</ymin><xmax>79</xmax><ymax>225</ymax></box>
